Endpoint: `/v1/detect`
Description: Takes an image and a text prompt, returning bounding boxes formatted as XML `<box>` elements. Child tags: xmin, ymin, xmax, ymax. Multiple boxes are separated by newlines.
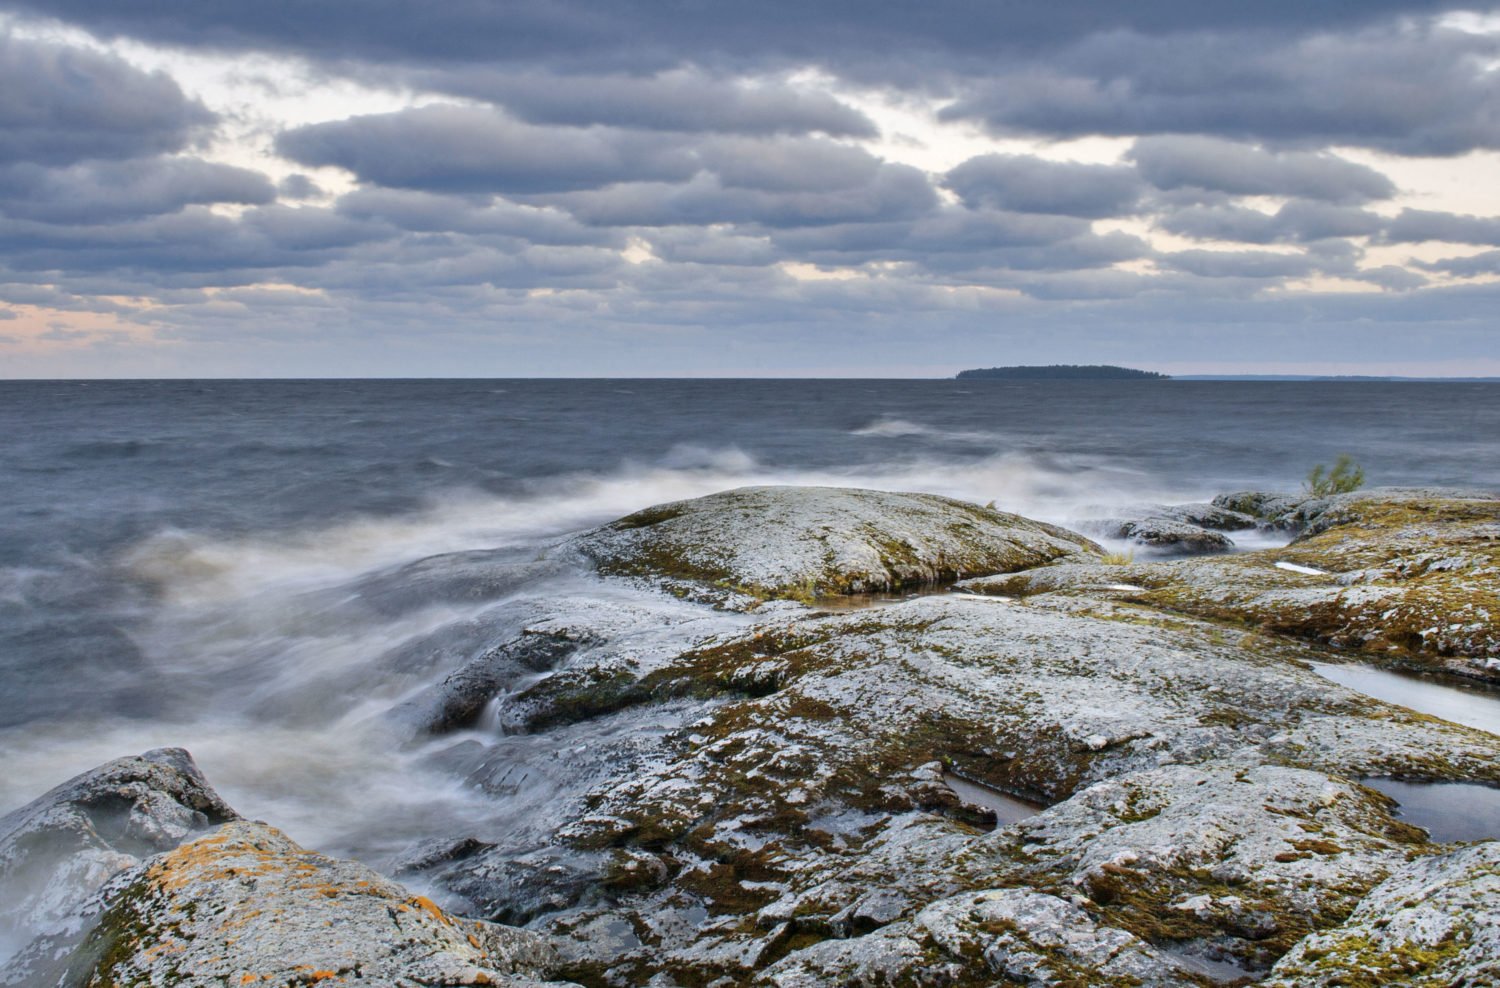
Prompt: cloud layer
<box><xmin>0</xmin><ymin>1</ymin><xmax>1498</xmax><ymax>375</ymax></box>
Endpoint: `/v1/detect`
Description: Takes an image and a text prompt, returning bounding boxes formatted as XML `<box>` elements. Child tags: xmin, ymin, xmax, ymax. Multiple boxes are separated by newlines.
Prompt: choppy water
<box><xmin>2</xmin><ymin>378</ymin><xmax>1499</xmax><ymax>951</ymax></box>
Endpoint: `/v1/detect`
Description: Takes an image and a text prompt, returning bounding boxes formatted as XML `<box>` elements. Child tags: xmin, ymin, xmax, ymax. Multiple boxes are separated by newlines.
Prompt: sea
<box><xmin>1</xmin><ymin>378</ymin><xmax>1497</xmax><ymax>953</ymax></box>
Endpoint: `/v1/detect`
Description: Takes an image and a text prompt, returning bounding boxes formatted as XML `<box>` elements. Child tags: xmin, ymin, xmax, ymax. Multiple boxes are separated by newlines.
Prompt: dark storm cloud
<box><xmin>945</xmin><ymin>23</ymin><xmax>1500</xmax><ymax>154</ymax></box>
<box><xmin>768</xmin><ymin>210</ymin><xmax>1088</xmax><ymax>257</ymax></box>
<box><xmin>1381</xmin><ymin>208</ymin><xmax>1500</xmax><ymax>245</ymax></box>
<box><xmin>278</xmin><ymin>105</ymin><xmax>701</xmax><ymax>194</ymax></box>
<box><xmin>1130</xmin><ymin>137</ymin><xmax>1396</xmax><ymax>203</ymax></box>
<box><xmin>277</xmin><ymin>174</ymin><xmax>323</xmax><ymax>199</ymax></box>
<box><xmin>943</xmin><ymin>154</ymin><xmax>1145</xmax><ymax>218</ymax></box>
<box><xmin>763</xmin><ymin>208</ymin><xmax>1149</xmax><ymax>278</ymax></box>
<box><xmin>6</xmin><ymin>0</ymin><xmax>1499</xmax><ymax>376</ymax></box>
<box><xmin>694</xmin><ymin>137</ymin><xmax>886</xmax><ymax>193</ymax></box>
<box><xmin>422</xmin><ymin>68</ymin><xmax>876</xmax><ymax>137</ymax></box>
<box><xmin>645</xmin><ymin>228</ymin><xmax>779</xmax><ymax>267</ymax></box>
<box><xmin>0</xmin><ymin>157</ymin><xmax>274</xmax><ymax>223</ymax></box>
<box><xmin>0</xmin><ymin>1</ymin><xmax>1453</xmax><ymax>69</ymax></box>
<box><xmin>0</xmin><ymin>33</ymin><xmax>213</xmax><ymax>166</ymax></box>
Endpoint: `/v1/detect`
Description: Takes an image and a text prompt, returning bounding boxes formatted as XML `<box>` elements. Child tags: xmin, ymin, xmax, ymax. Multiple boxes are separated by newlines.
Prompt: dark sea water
<box><xmin>2</xmin><ymin>378</ymin><xmax>1497</xmax><ymax>951</ymax></box>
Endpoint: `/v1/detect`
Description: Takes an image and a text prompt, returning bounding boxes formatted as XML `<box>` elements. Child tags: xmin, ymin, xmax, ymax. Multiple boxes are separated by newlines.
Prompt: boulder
<box><xmin>0</xmin><ymin>748</ymin><xmax>237</xmax><ymax>966</ymax></box>
<box><xmin>1078</xmin><ymin>501</ymin><xmax>1260</xmax><ymax>553</ymax></box>
<box><xmin>27</xmin><ymin>820</ymin><xmax>576</xmax><ymax>988</ymax></box>
<box><xmin>570</xmin><ymin>485</ymin><xmax>1099</xmax><ymax>607</ymax></box>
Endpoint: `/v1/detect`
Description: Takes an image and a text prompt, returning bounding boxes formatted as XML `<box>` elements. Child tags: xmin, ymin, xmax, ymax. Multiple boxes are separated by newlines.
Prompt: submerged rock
<box><xmin>571</xmin><ymin>485</ymin><xmax>1099</xmax><ymax>606</ymax></box>
<box><xmin>45</xmin><ymin>820</ymin><xmax>576</xmax><ymax>988</ymax></box>
<box><xmin>0</xmin><ymin>748</ymin><xmax>237</xmax><ymax>968</ymax></box>
<box><xmin>1080</xmin><ymin>501</ymin><xmax>1255</xmax><ymax>554</ymax></box>
<box><xmin>394</xmin><ymin>629</ymin><xmax>590</xmax><ymax>734</ymax></box>
<box><xmin>1087</xmin><ymin>515</ymin><xmax>1237</xmax><ymax>553</ymax></box>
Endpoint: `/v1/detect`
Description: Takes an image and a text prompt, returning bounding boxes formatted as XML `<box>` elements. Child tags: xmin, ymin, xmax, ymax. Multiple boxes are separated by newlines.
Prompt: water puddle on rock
<box><xmin>1362</xmin><ymin>778</ymin><xmax>1500</xmax><ymax>843</ymax></box>
<box><xmin>1162</xmin><ymin>950</ymin><xmax>1255</xmax><ymax>985</ymax></box>
<box><xmin>942</xmin><ymin>772</ymin><xmax>1042</xmax><ymax>827</ymax></box>
<box><xmin>1311</xmin><ymin>661</ymin><xmax>1500</xmax><ymax>736</ymax></box>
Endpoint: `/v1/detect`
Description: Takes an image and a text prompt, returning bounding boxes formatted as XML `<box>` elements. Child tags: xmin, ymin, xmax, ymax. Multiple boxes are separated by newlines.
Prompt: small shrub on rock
<box><xmin>1305</xmin><ymin>455</ymin><xmax>1365</xmax><ymax>497</ymax></box>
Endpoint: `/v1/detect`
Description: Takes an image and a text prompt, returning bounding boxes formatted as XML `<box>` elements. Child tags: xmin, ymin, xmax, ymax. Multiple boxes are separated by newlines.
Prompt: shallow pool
<box><xmin>1311</xmin><ymin>661</ymin><xmax>1500</xmax><ymax>736</ymax></box>
<box><xmin>942</xmin><ymin>772</ymin><xmax>1042</xmax><ymax>826</ymax></box>
<box><xmin>1362</xmin><ymin>778</ymin><xmax>1500</xmax><ymax>843</ymax></box>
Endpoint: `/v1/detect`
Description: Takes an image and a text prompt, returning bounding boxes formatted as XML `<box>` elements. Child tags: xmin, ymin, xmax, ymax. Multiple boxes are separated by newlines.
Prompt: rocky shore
<box><xmin>3</xmin><ymin>484</ymin><xmax>1498</xmax><ymax>986</ymax></box>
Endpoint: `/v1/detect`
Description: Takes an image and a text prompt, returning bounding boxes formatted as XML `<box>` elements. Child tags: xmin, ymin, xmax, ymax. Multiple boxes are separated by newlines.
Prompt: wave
<box><xmin>850</xmin><ymin>415</ymin><xmax>1004</xmax><ymax>445</ymax></box>
<box><xmin>119</xmin><ymin>443</ymin><xmax>1187</xmax><ymax>606</ymax></box>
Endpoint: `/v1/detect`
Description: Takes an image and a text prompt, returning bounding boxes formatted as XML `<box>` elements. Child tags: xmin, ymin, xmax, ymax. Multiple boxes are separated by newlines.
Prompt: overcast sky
<box><xmin>1</xmin><ymin>1</ymin><xmax>1498</xmax><ymax>377</ymax></box>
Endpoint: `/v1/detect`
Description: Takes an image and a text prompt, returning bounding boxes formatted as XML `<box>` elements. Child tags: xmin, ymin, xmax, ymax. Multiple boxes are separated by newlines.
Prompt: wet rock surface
<box><xmin>1080</xmin><ymin>501</ymin><xmax>1257</xmax><ymax>554</ymax></box>
<box><xmin>7</xmin><ymin>484</ymin><xmax>1500</xmax><ymax>986</ymax></box>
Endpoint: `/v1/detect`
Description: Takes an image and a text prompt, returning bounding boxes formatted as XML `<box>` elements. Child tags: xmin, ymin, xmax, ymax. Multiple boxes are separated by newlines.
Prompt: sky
<box><xmin>1</xmin><ymin>2</ymin><xmax>1498</xmax><ymax>377</ymax></box>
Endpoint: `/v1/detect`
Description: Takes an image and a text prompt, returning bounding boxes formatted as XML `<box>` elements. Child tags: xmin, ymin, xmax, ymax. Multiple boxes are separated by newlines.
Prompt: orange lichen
<box><xmin>409</xmin><ymin>896</ymin><xmax>452</xmax><ymax>926</ymax></box>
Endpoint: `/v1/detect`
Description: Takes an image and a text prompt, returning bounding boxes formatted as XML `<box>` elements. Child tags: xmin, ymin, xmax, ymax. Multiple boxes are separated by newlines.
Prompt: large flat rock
<box><xmin>464</xmin><ymin>592</ymin><xmax>1498</xmax><ymax>983</ymax></box>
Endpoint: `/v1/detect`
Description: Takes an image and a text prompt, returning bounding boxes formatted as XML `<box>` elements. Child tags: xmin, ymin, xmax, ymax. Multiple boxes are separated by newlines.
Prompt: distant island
<box><xmin>956</xmin><ymin>364</ymin><xmax>1170</xmax><ymax>380</ymax></box>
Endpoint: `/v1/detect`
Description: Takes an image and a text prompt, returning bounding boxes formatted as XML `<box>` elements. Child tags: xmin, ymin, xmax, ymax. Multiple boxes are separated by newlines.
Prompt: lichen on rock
<box><xmin>969</xmin><ymin>487</ymin><xmax>1500</xmax><ymax>684</ymax></box>
<box><xmin>0</xmin><ymin>748</ymin><xmax>238</xmax><ymax>974</ymax></box>
<box><xmin>58</xmin><ymin>820</ymin><xmax>577</xmax><ymax>988</ymax></box>
<box><xmin>1262</xmin><ymin>841</ymin><xmax>1500</xmax><ymax>987</ymax></box>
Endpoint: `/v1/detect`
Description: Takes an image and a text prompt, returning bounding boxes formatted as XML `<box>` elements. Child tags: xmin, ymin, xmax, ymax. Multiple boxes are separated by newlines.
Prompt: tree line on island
<box><xmin>956</xmin><ymin>364</ymin><xmax>1170</xmax><ymax>380</ymax></box>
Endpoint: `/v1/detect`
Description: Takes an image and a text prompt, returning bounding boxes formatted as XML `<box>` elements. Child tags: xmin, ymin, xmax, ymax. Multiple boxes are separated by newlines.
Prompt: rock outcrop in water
<box><xmin>5</xmin><ymin>484</ymin><xmax>1500</xmax><ymax>986</ymax></box>
<box><xmin>1078</xmin><ymin>501</ymin><xmax>1257</xmax><ymax>553</ymax></box>
<box><xmin>571</xmin><ymin>485</ymin><xmax>1100</xmax><ymax>606</ymax></box>
<box><xmin>0</xmin><ymin>748</ymin><xmax>237</xmax><ymax>974</ymax></box>
<box><xmin>0</xmin><ymin>758</ymin><xmax>576</xmax><ymax>988</ymax></box>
